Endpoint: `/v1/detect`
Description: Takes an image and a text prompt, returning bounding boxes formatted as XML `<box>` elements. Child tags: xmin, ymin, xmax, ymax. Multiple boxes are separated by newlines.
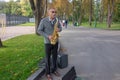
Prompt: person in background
<box><xmin>65</xmin><ymin>20</ymin><xmax>68</xmax><ymax>28</ymax></box>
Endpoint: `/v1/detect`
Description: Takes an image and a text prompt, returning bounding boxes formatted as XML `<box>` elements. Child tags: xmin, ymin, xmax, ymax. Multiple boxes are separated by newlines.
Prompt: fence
<box><xmin>0</xmin><ymin>14</ymin><xmax>6</xmax><ymax>27</ymax></box>
<box><xmin>0</xmin><ymin>14</ymin><xmax>29</xmax><ymax>27</ymax></box>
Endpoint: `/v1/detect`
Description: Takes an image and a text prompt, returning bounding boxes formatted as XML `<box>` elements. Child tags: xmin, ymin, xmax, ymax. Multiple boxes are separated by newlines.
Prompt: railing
<box><xmin>0</xmin><ymin>14</ymin><xmax>29</xmax><ymax>27</ymax></box>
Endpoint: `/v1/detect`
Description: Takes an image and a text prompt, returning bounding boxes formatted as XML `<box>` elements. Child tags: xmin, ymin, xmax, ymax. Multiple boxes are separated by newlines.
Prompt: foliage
<box><xmin>0</xmin><ymin>34</ymin><xmax>45</xmax><ymax>80</ymax></box>
<box><xmin>50</xmin><ymin>0</ymin><xmax>72</xmax><ymax>20</ymax></box>
<box><xmin>0</xmin><ymin>1</ymin><xmax>6</xmax><ymax>13</ymax></box>
<box><xmin>28</xmin><ymin>0</ymin><xmax>120</xmax><ymax>29</ymax></box>
<box><xmin>71</xmin><ymin>0</ymin><xmax>120</xmax><ymax>28</ymax></box>
<box><xmin>0</xmin><ymin>0</ymin><xmax>33</xmax><ymax>17</ymax></box>
<box><xmin>113</xmin><ymin>2</ymin><xmax>120</xmax><ymax>22</ymax></box>
<box><xmin>4</xmin><ymin>1</ymin><xmax>22</xmax><ymax>15</ymax></box>
<box><xmin>20</xmin><ymin>0</ymin><xmax>33</xmax><ymax>17</ymax></box>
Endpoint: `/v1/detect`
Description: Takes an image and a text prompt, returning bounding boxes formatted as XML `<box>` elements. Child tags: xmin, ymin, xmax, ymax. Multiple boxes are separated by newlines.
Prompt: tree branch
<box><xmin>29</xmin><ymin>0</ymin><xmax>36</xmax><ymax>14</ymax></box>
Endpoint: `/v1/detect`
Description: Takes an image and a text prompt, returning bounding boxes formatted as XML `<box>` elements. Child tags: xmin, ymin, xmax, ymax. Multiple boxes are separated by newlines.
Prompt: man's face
<box><xmin>48</xmin><ymin>8</ymin><xmax>56</xmax><ymax>19</ymax></box>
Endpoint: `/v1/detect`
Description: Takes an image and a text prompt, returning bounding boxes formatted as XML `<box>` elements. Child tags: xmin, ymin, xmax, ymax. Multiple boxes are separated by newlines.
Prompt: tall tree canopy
<box><xmin>101</xmin><ymin>0</ymin><xmax>120</xmax><ymax>27</ymax></box>
<box><xmin>51</xmin><ymin>0</ymin><xmax>72</xmax><ymax>20</ymax></box>
<box><xmin>28</xmin><ymin>0</ymin><xmax>120</xmax><ymax>29</ymax></box>
<box><xmin>0</xmin><ymin>0</ymin><xmax>33</xmax><ymax>17</ymax></box>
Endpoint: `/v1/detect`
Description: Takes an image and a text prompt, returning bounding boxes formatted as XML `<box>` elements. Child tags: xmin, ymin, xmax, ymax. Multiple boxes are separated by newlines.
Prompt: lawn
<box><xmin>0</xmin><ymin>34</ymin><xmax>45</xmax><ymax>80</ymax></box>
<box><xmin>17</xmin><ymin>22</ymin><xmax>35</xmax><ymax>26</ymax></box>
<box><xmin>81</xmin><ymin>22</ymin><xmax>120</xmax><ymax>30</ymax></box>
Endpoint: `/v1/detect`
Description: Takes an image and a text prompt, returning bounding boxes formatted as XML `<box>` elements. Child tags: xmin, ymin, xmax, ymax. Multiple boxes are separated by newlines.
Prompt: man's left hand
<box><xmin>56</xmin><ymin>28</ymin><xmax>60</xmax><ymax>32</ymax></box>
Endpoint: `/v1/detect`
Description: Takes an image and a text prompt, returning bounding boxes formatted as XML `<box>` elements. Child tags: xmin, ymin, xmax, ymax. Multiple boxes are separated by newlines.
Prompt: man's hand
<box><xmin>48</xmin><ymin>35</ymin><xmax>53</xmax><ymax>40</ymax></box>
<box><xmin>56</xmin><ymin>28</ymin><xmax>60</xmax><ymax>32</ymax></box>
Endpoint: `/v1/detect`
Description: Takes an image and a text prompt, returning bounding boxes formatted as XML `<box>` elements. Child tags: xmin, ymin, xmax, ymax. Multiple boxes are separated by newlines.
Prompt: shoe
<box><xmin>46</xmin><ymin>74</ymin><xmax>53</xmax><ymax>80</ymax></box>
<box><xmin>53</xmin><ymin>71</ymin><xmax>60</xmax><ymax>77</ymax></box>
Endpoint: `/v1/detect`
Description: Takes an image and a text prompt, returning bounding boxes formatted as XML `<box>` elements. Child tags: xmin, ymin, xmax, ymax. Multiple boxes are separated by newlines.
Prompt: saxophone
<box><xmin>50</xmin><ymin>18</ymin><xmax>59</xmax><ymax>45</ymax></box>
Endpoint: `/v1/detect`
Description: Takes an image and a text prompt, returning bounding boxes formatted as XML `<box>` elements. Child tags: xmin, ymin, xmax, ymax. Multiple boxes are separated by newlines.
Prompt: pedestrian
<box><xmin>62</xmin><ymin>20</ymin><xmax>65</xmax><ymax>27</ymax></box>
<box><xmin>37</xmin><ymin>7</ymin><xmax>62</xmax><ymax>80</ymax></box>
<box><xmin>65</xmin><ymin>20</ymin><xmax>68</xmax><ymax>28</ymax></box>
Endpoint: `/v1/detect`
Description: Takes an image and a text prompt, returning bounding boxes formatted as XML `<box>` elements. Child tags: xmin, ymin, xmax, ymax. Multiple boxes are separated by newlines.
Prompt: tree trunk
<box><xmin>99</xmin><ymin>6</ymin><xmax>104</xmax><ymax>23</ymax></box>
<box><xmin>35</xmin><ymin>0</ymin><xmax>42</xmax><ymax>34</ymax></box>
<box><xmin>107</xmin><ymin>1</ymin><xmax>111</xmax><ymax>28</ymax></box>
<box><xmin>89</xmin><ymin>0</ymin><xmax>92</xmax><ymax>26</ymax></box>
<box><xmin>0</xmin><ymin>38</ymin><xmax>3</xmax><ymax>47</ymax></box>
<box><xmin>107</xmin><ymin>0</ymin><xmax>114</xmax><ymax>28</ymax></box>
<box><xmin>78</xmin><ymin>0</ymin><xmax>83</xmax><ymax>25</ymax></box>
<box><xmin>29</xmin><ymin>0</ymin><xmax>47</xmax><ymax>34</ymax></box>
<box><xmin>79</xmin><ymin>14</ymin><xmax>82</xmax><ymax>25</ymax></box>
<box><xmin>72</xmin><ymin>1</ymin><xmax>75</xmax><ymax>25</ymax></box>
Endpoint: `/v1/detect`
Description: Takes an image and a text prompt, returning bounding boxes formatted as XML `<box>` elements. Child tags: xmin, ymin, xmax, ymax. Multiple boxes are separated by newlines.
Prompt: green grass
<box><xmin>17</xmin><ymin>22</ymin><xmax>35</xmax><ymax>26</ymax></box>
<box><xmin>81</xmin><ymin>22</ymin><xmax>120</xmax><ymax>30</ymax></box>
<box><xmin>0</xmin><ymin>34</ymin><xmax>45</xmax><ymax>80</ymax></box>
<box><xmin>110</xmin><ymin>23</ymin><xmax>120</xmax><ymax>30</ymax></box>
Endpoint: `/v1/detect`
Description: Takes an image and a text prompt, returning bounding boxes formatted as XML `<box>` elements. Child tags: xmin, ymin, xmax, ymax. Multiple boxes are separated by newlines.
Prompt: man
<box><xmin>37</xmin><ymin>7</ymin><xmax>62</xmax><ymax>80</ymax></box>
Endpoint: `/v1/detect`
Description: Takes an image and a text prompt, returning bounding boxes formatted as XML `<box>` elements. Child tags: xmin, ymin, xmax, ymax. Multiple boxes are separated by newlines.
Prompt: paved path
<box><xmin>0</xmin><ymin>26</ymin><xmax>35</xmax><ymax>41</ymax></box>
<box><xmin>59</xmin><ymin>26</ymin><xmax>120</xmax><ymax>80</ymax></box>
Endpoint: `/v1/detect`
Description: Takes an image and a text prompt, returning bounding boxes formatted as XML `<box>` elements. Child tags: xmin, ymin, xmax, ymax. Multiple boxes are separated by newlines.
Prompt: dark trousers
<box><xmin>45</xmin><ymin>42</ymin><xmax>58</xmax><ymax>75</ymax></box>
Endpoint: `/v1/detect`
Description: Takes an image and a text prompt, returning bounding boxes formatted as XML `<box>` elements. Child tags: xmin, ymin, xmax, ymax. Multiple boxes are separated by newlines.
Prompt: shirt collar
<box><xmin>48</xmin><ymin>17</ymin><xmax>56</xmax><ymax>22</ymax></box>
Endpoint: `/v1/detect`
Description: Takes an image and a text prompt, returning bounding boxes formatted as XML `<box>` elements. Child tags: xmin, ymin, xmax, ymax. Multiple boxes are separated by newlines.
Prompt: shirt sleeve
<box><xmin>37</xmin><ymin>20</ymin><xmax>49</xmax><ymax>38</ymax></box>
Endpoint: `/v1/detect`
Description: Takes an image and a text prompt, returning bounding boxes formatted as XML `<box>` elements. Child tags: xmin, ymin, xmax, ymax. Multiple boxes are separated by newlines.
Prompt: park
<box><xmin>0</xmin><ymin>0</ymin><xmax>120</xmax><ymax>80</ymax></box>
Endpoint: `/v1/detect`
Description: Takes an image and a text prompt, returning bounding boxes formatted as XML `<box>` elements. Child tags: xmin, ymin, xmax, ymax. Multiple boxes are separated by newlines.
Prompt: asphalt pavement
<box><xmin>59</xmin><ymin>26</ymin><xmax>120</xmax><ymax>80</ymax></box>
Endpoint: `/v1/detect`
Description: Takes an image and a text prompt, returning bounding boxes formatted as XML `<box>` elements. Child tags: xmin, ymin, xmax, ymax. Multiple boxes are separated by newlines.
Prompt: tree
<box><xmin>0</xmin><ymin>1</ymin><xmax>6</xmax><ymax>13</ymax></box>
<box><xmin>89</xmin><ymin>0</ymin><xmax>93</xmax><ymax>26</ymax></box>
<box><xmin>107</xmin><ymin>0</ymin><xmax>114</xmax><ymax>28</ymax></box>
<box><xmin>20</xmin><ymin>0</ymin><xmax>33</xmax><ymax>17</ymax></box>
<box><xmin>73</xmin><ymin>0</ymin><xmax>94</xmax><ymax>26</ymax></box>
<box><xmin>0</xmin><ymin>38</ymin><xmax>2</xmax><ymax>47</ymax></box>
<box><xmin>101</xmin><ymin>0</ymin><xmax>119</xmax><ymax>28</ymax></box>
<box><xmin>4</xmin><ymin>1</ymin><xmax>22</xmax><ymax>15</ymax></box>
<box><xmin>99</xmin><ymin>1</ymin><xmax>104</xmax><ymax>23</ymax></box>
<box><xmin>113</xmin><ymin>1</ymin><xmax>120</xmax><ymax>22</ymax></box>
<box><xmin>2</xmin><ymin>0</ymin><xmax>34</xmax><ymax>17</ymax></box>
<box><xmin>94</xmin><ymin>0</ymin><xmax>100</xmax><ymax>27</ymax></box>
<box><xmin>80</xmin><ymin>0</ymin><xmax>94</xmax><ymax>26</ymax></box>
<box><xmin>78</xmin><ymin>0</ymin><xmax>83</xmax><ymax>25</ymax></box>
<box><xmin>72</xmin><ymin>0</ymin><xmax>82</xmax><ymax>25</ymax></box>
<box><xmin>51</xmin><ymin>0</ymin><xmax>72</xmax><ymax>20</ymax></box>
<box><xmin>29</xmin><ymin>0</ymin><xmax>47</xmax><ymax>34</ymax></box>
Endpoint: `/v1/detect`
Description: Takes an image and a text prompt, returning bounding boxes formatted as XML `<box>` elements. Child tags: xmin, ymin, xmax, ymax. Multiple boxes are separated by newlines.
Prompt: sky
<box><xmin>4</xmin><ymin>0</ymin><xmax>9</xmax><ymax>2</ymax></box>
<box><xmin>0</xmin><ymin>0</ymin><xmax>17</xmax><ymax>2</ymax></box>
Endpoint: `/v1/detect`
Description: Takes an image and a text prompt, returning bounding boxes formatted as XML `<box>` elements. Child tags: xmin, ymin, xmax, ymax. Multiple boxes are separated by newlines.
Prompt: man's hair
<box><xmin>47</xmin><ymin>6</ymin><xmax>56</xmax><ymax>11</ymax></box>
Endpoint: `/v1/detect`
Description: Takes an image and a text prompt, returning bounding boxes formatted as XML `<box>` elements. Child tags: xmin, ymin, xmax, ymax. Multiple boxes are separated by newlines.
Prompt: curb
<box><xmin>27</xmin><ymin>68</ymin><xmax>45</xmax><ymax>80</ymax></box>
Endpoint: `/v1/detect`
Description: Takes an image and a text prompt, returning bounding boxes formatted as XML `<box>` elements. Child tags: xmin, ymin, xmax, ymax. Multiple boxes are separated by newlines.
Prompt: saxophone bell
<box><xmin>50</xmin><ymin>18</ymin><xmax>59</xmax><ymax>45</ymax></box>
